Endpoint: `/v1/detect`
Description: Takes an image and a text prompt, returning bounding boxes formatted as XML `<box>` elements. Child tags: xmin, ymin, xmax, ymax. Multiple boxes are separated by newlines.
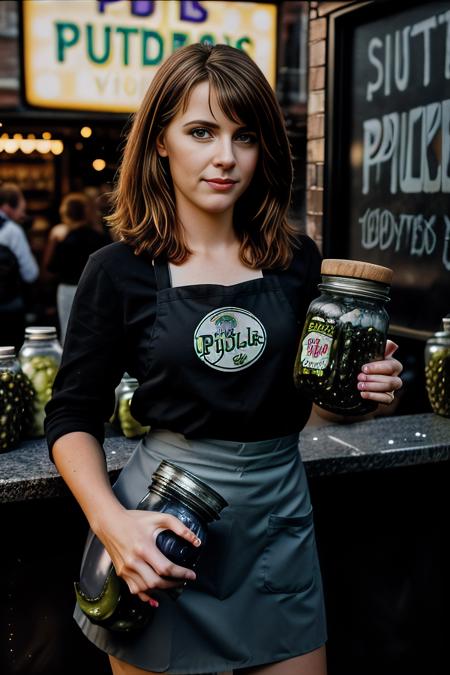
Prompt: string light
<box><xmin>51</xmin><ymin>140</ymin><xmax>64</xmax><ymax>155</ymax></box>
<box><xmin>0</xmin><ymin>135</ymin><xmax>65</xmax><ymax>154</ymax></box>
<box><xmin>20</xmin><ymin>140</ymin><xmax>35</xmax><ymax>154</ymax></box>
<box><xmin>92</xmin><ymin>158</ymin><xmax>106</xmax><ymax>171</ymax></box>
<box><xmin>3</xmin><ymin>140</ymin><xmax>19</xmax><ymax>153</ymax></box>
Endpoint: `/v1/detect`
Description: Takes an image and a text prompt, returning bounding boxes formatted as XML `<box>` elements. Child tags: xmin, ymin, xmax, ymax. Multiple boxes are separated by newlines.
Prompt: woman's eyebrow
<box><xmin>182</xmin><ymin>119</ymin><xmax>220</xmax><ymax>128</ymax></box>
<box><xmin>182</xmin><ymin>119</ymin><xmax>250</xmax><ymax>130</ymax></box>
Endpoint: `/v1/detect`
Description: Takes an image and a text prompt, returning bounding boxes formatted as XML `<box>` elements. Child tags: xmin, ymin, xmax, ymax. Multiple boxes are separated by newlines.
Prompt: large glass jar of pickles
<box><xmin>75</xmin><ymin>460</ymin><xmax>227</xmax><ymax>632</ymax></box>
<box><xmin>19</xmin><ymin>327</ymin><xmax>62</xmax><ymax>437</ymax></box>
<box><xmin>0</xmin><ymin>346</ymin><xmax>34</xmax><ymax>452</ymax></box>
<box><xmin>117</xmin><ymin>374</ymin><xmax>150</xmax><ymax>438</ymax></box>
<box><xmin>294</xmin><ymin>259</ymin><xmax>392</xmax><ymax>415</ymax></box>
<box><xmin>425</xmin><ymin>317</ymin><xmax>450</xmax><ymax>418</ymax></box>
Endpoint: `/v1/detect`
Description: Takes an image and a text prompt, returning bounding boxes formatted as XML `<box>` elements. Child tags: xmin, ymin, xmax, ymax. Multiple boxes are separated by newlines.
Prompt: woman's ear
<box><xmin>156</xmin><ymin>132</ymin><xmax>168</xmax><ymax>158</ymax></box>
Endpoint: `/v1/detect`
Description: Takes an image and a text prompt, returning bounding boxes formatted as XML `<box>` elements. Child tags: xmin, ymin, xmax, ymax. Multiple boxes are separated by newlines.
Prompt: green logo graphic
<box><xmin>194</xmin><ymin>307</ymin><xmax>267</xmax><ymax>372</ymax></box>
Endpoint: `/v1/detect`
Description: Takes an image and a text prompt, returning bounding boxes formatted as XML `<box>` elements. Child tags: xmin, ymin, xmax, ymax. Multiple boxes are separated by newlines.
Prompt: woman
<box><xmin>45</xmin><ymin>44</ymin><xmax>402</xmax><ymax>675</ymax></box>
<box><xmin>43</xmin><ymin>192</ymin><xmax>109</xmax><ymax>343</ymax></box>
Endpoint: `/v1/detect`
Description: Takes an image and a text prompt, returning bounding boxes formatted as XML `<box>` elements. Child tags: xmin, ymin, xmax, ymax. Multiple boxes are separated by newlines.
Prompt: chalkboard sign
<box><xmin>326</xmin><ymin>1</ymin><xmax>450</xmax><ymax>338</ymax></box>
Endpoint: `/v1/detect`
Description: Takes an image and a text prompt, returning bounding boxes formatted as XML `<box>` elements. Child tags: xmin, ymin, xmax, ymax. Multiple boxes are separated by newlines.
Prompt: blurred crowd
<box><xmin>0</xmin><ymin>182</ymin><xmax>113</xmax><ymax>350</ymax></box>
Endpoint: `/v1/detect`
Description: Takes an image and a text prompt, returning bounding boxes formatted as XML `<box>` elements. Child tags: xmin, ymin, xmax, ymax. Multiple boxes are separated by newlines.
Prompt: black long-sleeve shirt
<box><xmin>45</xmin><ymin>236</ymin><xmax>322</xmax><ymax>459</ymax></box>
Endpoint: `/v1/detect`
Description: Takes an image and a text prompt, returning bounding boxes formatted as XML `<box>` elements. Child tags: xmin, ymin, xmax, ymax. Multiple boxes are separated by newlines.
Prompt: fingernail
<box><xmin>357</xmin><ymin>382</ymin><xmax>364</xmax><ymax>390</ymax></box>
<box><xmin>194</xmin><ymin>538</ymin><xmax>201</xmax><ymax>547</ymax></box>
<box><xmin>186</xmin><ymin>572</ymin><xmax>196</xmax><ymax>581</ymax></box>
<box><xmin>148</xmin><ymin>598</ymin><xmax>159</xmax><ymax>608</ymax></box>
<box><xmin>363</xmin><ymin>366</ymin><xmax>369</xmax><ymax>373</ymax></box>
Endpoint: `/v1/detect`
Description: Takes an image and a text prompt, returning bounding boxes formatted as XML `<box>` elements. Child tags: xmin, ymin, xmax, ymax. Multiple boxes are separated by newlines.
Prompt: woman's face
<box><xmin>156</xmin><ymin>80</ymin><xmax>259</xmax><ymax>220</ymax></box>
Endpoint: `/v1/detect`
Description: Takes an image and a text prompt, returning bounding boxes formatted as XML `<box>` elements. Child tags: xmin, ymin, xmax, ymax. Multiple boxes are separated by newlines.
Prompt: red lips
<box><xmin>205</xmin><ymin>178</ymin><xmax>237</xmax><ymax>184</ymax></box>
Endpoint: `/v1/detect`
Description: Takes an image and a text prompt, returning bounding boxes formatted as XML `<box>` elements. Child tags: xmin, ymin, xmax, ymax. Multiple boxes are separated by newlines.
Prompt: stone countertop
<box><xmin>1</xmin><ymin>413</ymin><xmax>449</xmax><ymax>504</ymax></box>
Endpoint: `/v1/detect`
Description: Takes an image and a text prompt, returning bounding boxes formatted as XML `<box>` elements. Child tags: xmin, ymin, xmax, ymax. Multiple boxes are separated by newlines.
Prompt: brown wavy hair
<box><xmin>109</xmin><ymin>43</ymin><xmax>298</xmax><ymax>268</ymax></box>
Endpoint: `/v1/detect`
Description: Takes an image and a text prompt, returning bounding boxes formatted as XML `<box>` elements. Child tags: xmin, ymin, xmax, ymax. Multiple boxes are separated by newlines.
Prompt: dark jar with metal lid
<box><xmin>75</xmin><ymin>460</ymin><xmax>228</xmax><ymax>632</ymax></box>
<box><xmin>0</xmin><ymin>346</ymin><xmax>34</xmax><ymax>453</ymax></box>
<box><xmin>425</xmin><ymin>316</ymin><xmax>450</xmax><ymax>418</ymax></box>
<box><xmin>294</xmin><ymin>259</ymin><xmax>393</xmax><ymax>415</ymax></box>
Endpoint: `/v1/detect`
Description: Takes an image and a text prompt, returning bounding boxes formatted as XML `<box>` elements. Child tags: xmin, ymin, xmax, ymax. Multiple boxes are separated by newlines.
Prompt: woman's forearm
<box><xmin>52</xmin><ymin>431</ymin><xmax>126</xmax><ymax>536</ymax></box>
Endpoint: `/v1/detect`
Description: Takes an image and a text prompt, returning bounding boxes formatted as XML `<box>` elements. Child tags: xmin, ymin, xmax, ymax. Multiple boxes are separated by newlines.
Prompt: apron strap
<box><xmin>153</xmin><ymin>258</ymin><xmax>172</xmax><ymax>291</ymax></box>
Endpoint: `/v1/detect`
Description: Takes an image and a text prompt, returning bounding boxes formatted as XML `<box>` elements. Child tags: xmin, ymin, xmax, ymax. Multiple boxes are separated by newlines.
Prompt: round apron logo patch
<box><xmin>193</xmin><ymin>307</ymin><xmax>267</xmax><ymax>371</ymax></box>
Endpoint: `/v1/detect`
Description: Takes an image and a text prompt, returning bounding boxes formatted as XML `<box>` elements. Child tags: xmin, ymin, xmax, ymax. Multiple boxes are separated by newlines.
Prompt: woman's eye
<box><xmin>236</xmin><ymin>132</ymin><xmax>257</xmax><ymax>144</ymax></box>
<box><xmin>191</xmin><ymin>128</ymin><xmax>211</xmax><ymax>139</ymax></box>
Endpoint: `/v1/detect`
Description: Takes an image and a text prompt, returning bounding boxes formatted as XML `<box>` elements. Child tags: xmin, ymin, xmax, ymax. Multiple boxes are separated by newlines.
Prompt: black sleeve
<box><xmin>44</xmin><ymin>254</ymin><xmax>126</xmax><ymax>460</ymax></box>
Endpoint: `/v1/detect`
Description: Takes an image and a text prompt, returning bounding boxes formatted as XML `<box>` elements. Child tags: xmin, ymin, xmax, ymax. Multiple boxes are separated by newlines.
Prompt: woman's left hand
<box><xmin>357</xmin><ymin>339</ymin><xmax>403</xmax><ymax>406</ymax></box>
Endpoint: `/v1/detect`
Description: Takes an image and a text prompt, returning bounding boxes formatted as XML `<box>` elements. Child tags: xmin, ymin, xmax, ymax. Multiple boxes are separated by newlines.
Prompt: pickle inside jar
<box><xmin>21</xmin><ymin>355</ymin><xmax>60</xmax><ymax>436</ymax></box>
<box><xmin>295</xmin><ymin>309</ymin><xmax>386</xmax><ymax>415</ymax></box>
<box><xmin>425</xmin><ymin>350</ymin><xmax>450</xmax><ymax>418</ymax></box>
<box><xmin>118</xmin><ymin>396</ymin><xmax>149</xmax><ymax>438</ymax></box>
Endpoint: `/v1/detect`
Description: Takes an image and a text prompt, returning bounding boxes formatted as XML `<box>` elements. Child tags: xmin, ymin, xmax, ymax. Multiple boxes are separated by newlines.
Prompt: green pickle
<box><xmin>21</xmin><ymin>356</ymin><xmax>60</xmax><ymax>436</ymax></box>
<box><xmin>425</xmin><ymin>317</ymin><xmax>450</xmax><ymax>418</ymax></box>
<box><xmin>18</xmin><ymin>327</ymin><xmax>62</xmax><ymax>437</ymax></box>
<box><xmin>294</xmin><ymin>259</ymin><xmax>392</xmax><ymax>416</ymax></box>
<box><xmin>117</xmin><ymin>375</ymin><xmax>150</xmax><ymax>438</ymax></box>
<box><xmin>74</xmin><ymin>567</ymin><xmax>148</xmax><ymax>632</ymax></box>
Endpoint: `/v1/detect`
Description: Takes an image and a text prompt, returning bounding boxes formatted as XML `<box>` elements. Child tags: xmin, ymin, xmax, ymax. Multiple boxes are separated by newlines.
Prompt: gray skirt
<box><xmin>74</xmin><ymin>430</ymin><xmax>327</xmax><ymax>673</ymax></box>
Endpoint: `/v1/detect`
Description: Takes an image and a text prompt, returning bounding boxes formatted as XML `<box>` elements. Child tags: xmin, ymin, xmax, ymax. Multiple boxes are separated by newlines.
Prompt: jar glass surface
<box><xmin>75</xmin><ymin>462</ymin><xmax>226</xmax><ymax>633</ymax></box>
<box><xmin>117</xmin><ymin>375</ymin><xmax>150</xmax><ymax>438</ymax></box>
<box><xmin>0</xmin><ymin>350</ymin><xmax>34</xmax><ymax>452</ymax></box>
<box><xmin>294</xmin><ymin>286</ymin><xmax>389</xmax><ymax>415</ymax></box>
<box><xmin>19</xmin><ymin>330</ymin><xmax>62</xmax><ymax>437</ymax></box>
<box><xmin>425</xmin><ymin>329</ymin><xmax>450</xmax><ymax>418</ymax></box>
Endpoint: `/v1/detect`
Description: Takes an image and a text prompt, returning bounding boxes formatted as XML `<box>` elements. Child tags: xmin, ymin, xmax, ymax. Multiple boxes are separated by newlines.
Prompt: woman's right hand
<box><xmin>51</xmin><ymin>433</ymin><xmax>200</xmax><ymax>606</ymax></box>
<box><xmin>97</xmin><ymin>508</ymin><xmax>202</xmax><ymax>606</ymax></box>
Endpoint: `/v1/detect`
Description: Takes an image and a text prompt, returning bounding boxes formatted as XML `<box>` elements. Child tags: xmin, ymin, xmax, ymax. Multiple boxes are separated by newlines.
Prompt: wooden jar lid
<box><xmin>321</xmin><ymin>259</ymin><xmax>393</xmax><ymax>284</ymax></box>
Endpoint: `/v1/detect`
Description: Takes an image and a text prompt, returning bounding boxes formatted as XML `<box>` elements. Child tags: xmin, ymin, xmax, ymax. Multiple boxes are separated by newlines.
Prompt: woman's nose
<box><xmin>212</xmin><ymin>137</ymin><xmax>236</xmax><ymax>168</ymax></box>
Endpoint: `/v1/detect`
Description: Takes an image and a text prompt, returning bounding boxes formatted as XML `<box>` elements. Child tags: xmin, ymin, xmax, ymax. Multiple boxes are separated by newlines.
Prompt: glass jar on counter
<box><xmin>75</xmin><ymin>460</ymin><xmax>228</xmax><ymax>632</ymax></box>
<box><xmin>425</xmin><ymin>316</ymin><xmax>450</xmax><ymax>418</ymax></box>
<box><xmin>0</xmin><ymin>346</ymin><xmax>34</xmax><ymax>452</ymax></box>
<box><xmin>294</xmin><ymin>259</ymin><xmax>393</xmax><ymax>415</ymax></box>
<box><xmin>19</xmin><ymin>327</ymin><xmax>62</xmax><ymax>437</ymax></box>
<box><xmin>117</xmin><ymin>374</ymin><xmax>150</xmax><ymax>438</ymax></box>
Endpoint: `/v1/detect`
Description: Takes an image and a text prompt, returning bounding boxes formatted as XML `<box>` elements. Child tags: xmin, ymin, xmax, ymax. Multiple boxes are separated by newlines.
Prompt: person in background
<box><xmin>42</xmin><ymin>192</ymin><xmax>110</xmax><ymax>344</ymax></box>
<box><xmin>0</xmin><ymin>182</ymin><xmax>39</xmax><ymax>350</ymax></box>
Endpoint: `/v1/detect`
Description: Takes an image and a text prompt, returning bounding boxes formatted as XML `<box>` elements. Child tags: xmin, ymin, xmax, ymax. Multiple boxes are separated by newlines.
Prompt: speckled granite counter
<box><xmin>1</xmin><ymin>413</ymin><xmax>449</xmax><ymax>503</ymax></box>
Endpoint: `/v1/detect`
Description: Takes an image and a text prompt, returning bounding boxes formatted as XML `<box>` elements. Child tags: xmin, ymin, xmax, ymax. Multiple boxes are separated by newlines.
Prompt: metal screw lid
<box><xmin>0</xmin><ymin>346</ymin><xmax>16</xmax><ymax>358</ymax></box>
<box><xmin>150</xmin><ymin>460</ymin><xmax>228</xmax><ymax>522</ymax></box>
<box><xmin>25</xmin><ymin>326</ymin><xmax>58</xmax><ymax>340</ymax></box>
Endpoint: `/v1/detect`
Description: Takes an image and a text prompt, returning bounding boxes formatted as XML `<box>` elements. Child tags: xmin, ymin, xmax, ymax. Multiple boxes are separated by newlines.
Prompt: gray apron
<box><xmin>74</xmin><ymin>429</ymin><xmax>327</xmax><ymax>673</ymax></box>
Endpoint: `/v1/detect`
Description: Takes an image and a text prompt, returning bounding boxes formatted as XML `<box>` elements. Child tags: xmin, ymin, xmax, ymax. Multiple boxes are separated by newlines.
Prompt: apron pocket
<box><xmin>261</xmin><ymin>509</ymin><xmax>315</xmax><ymax>594</ymax></box>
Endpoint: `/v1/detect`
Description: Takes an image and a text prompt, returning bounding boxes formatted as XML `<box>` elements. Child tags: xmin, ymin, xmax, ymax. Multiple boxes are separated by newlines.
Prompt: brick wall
<box><xmin>306</xmin><ymin>1</ymin><xmax>354</xmax><ymax>252</ymax></box>
<box><xmin>0</xmin><ymin>0</ymin><xmax>19</xmax><ymax>108</ymax></box>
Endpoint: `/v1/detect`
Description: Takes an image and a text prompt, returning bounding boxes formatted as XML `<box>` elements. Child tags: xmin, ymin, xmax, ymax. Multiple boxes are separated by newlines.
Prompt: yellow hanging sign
<box><xmin>22</xmin><ymin>0</ymin><xmax>277</xmax><ymax>113</ymax></box>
